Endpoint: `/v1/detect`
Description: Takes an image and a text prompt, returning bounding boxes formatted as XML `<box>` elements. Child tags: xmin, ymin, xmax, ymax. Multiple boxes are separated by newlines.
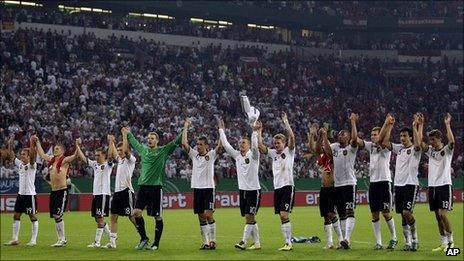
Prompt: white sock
<box><xmin>440</xmin><ymin>234</ymin><xmax>448</xmax><ymax>245</ymax></box>
<box><xmin>372</xmin><ymin>220</ymin><xmax>382</xmax><ymax>245</ymax></box>
<box><xmin>200</xmin><ymin>223</ymin><xmax>209</xmax><ymax>244</ymax></box>
<box><xmin>103</xmin><ymin>223</ymin><xmax>110</xmax><ymax>236</ymax></box>
<box><xmin>95</xmin><ymin>227</ymin><xmax>104</xmax><ymax>245</ymax></box>
<box><xmin>12</xmin><ymin>220</ymin><xmax>20</xmax><ymax>241</ymax></box>
<box><xmin>252</xmin><ymin>223</ymin><xmax>261</xmax><ymax>245</ymax></box>
<box><xmin>332</xmin><ymin>219</ymin><xmax>343</xmax><ymax>243</ymax></box>
<box><xmin>340</xmin><ymin>219</ymin><xmax>346</xmax><ymax>239</ymax></box>
<box><xmin>345</xmin><ymin>217</ymin><xmax>355</xmax><ymax>241</ymax></box>
<box><xmin>409</xmin><ymin>221</ymin><xmax>418</xmax><ymax>243</ymax></box>
<box><xmin>208</xmin><ymin>222</ymin><xmax>216</xmax><ymax>242</ymax></box>
<box><xmin>445</xmin><ymin>231</ymin><xmax>453</xmax><ymax>244</ymax></box>
<box><xmin>242</xmin><ymin>224</ymin><xmax>253</xmax><ymax>244</ymax></box>
<box><xmin>324</xmin><ymin>224</ymin><xmax>333</xmax><ymax>245</ymax></box>
<box><xmin>31</xmin><ymin>220</ymin><xmax>39</xmax><ymax>243</ymax></box>
<box><xmin>402</xmin><ymin>225</ymin><xmax>411</xmax><ymax>245</ymax></box>
<box><xmin>386</xmin><ymin>218</ymin><xmax>397</xmax><ymax>241</ymax></box>
<box><xmin>110</xmin><ymin>232</ymin><xmax>117</xmax><ymax>246</ymax></box>
<box><xmin>281</xmin><ymin>221</ymin><xmax>292</xmax><ymax>244</ymax></box>
<box><xmin>56</xmin><ymin>220</ymin><xmax>65</xmax><ymax>241</ymax></box>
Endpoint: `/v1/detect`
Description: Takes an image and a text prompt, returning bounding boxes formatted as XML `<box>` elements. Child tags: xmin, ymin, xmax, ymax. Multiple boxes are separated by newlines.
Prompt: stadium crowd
<box><xmin>1</xmin><ymin>28</ymin><xmax>463</xmax><ymax>182</ymax></box>
<box><xmin>229</xmin><ymin>0</ymin><xmax>463</xmax><ymax>19</ymax></box>
<box><xmin>3</xmin><ymin>6</ymin><xmax>463</xmax><ymax>50</ymax></box>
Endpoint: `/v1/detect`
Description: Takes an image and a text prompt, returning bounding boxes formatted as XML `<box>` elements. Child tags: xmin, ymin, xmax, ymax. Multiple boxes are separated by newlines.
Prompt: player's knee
<box><xmin>324</xmin><ymin>216</ymin><xmax>331</xmax><ymax>225</ymax></box>
<box><xmin>29</xmin><ymin>214</ymin><xmax>38</xmax><ymax>222</ymax></box>
<box><xmin>346</xmin><ymin>209</ymin><xmax>354</xmax><ymax>218</ymax></box>
<box><xmin>371</xmin><ymin>211</ymin><xmax>380</xmax><ymax>220</ymax></box>
<box><xmin>279</xmin><ymin>212</ymin><xmax>289</xmax><ymax>222</ymax></box>
<box><xmin>381</xmin><ymin>211</ymin><xmax>391</xmax><ymax>220</ymax></box>
<box><xmin>13</xmin><ymin>213</ymin><xmax>21</xmax><ymax>220</ymax></box>
<box><xmin>155</xmin><ymin>216</ymin><xmax>163</xmax><ymax>221</ymax></box>
<box><xmin>53</xmin><ymin>214</ymin><xmax>62</xmax><ymax>222</ymax></box>
<box><xmin>402</xmin><ymin>210</ymin><xmax>412</xmax><ymax>220</ymax></box>
<box><xmin>438</xmin><ymin>209</ymin><xmax>448</xmax><ymax>218</ymax></box>
<box><xmin>111</xmin><ymin>214</ymin><xmax>118</xmax><ymax>223</ymax></box>
<box><xmin>133</xmin><ymin>209</ymin><xmax>142</xmax><ymax>218</ymax></box>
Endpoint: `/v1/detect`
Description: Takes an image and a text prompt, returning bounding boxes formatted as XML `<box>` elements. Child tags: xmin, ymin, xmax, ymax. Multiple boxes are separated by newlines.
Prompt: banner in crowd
<box><xmin>398</xmin><ymin>18</ymin><xmax>445</xmax><ymax>28</ymax></box>
<box><xmin>1</xmin><ymin>189</ymin><xmax>463</xmax><ymax>212</ymax></box>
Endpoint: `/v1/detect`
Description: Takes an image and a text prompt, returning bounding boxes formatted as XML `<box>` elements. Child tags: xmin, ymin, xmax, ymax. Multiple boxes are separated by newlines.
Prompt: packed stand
<box><xmin>2</xmin><ymin>6</ymin><xmax>463</xmax><ymax>50</ymax></box>
<box><xmin>1</xmin><ymin>28</ymin><xmax>463</xmax><ymax>183</ymax></box>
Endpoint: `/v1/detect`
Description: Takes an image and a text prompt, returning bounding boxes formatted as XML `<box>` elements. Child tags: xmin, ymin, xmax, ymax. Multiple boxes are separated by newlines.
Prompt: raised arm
<box><xmin>218</xmin><ymin>119</ymin><xmax>239</xmax><ymax>158</ymax></box>
<box><xmin>28</xmin><ymin>136</ymin><xmax>37</xmax><ymax>164</ymax></box>
<box><xmin>281</xmin><ymin>112</ymin><xmax>295</xmax><ymax>150</ymax></box>
<box><xmin>107</xmin><ymin>134</ymin><xmax>117</xmax><ymax>161</ymax></box>
<box><xmin>182</xmin><ymin>119</ymin><xmax>191</xmax><ymax>153</ymax></box>
<box><xmin>412</xmin><ymin>113</ymin><xmax>422</xmax><ymax>151</ymax></box>
<box><xmin>307</xmin><ymin>123</ymin><xmax>317</xmax><ymax>153</ymax></box>
<box><xmin>416</xmin><ymin>113</ymin><xmax>428</xmax><ymax>151</ymax></box>
<box><xmin>255</xmin><ymin>121</ymin><xmax>268</xmax><ymax>154</ymax></box>
<box><xmin>251</xmin><ymin>130</ymin><xmax>259</xmax><ymax>160</ymax></box>
<box><xmin>122</xmin><ymin>128</ymin><xmax>131</xmax><ymax>159</ymax></box>
<box><xmin>5</xmin><ymin>136</ymin><xmax>15</xmax><ymax>162</ymax></box>
<box><xmin>349</xmin><ymin>113</ymin><xmax>363</xmax><ymax>147</ymax></box>
<box><xmin>444</xmin><ymin>113</ymin><xmax>455</xmax><ymax>150</ymax></box>
<box><xmin>75</xmin><ymin>138</ymin><xmax>88</xmax><ymax>163</ymax></box>
<box><xmin>380</xmin><ymin>114</ymin><xmax>395</xmax><ymax>150</ymax></box>
<box><xmin>125</xmin><ymin>127</ymin><xmax>147</xmax><ymax>155</ymax></box>
<box><xmin>320</xmin><ymin>128</ymin><xmax>333</xmax><ymax>156</ymax></box>
<box><xmin>33</xmin><ymin>135</ymin><xmax>53</xmax><ymax>162</ymax></box>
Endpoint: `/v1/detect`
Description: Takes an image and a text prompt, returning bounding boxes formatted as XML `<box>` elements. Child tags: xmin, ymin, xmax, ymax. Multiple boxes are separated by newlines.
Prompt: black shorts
<box><xmin>428</xmin><ymin>185</ymin><xmax>453</xmax><ymax>211</ymax></box>
<box><xmin>274</xmin><ymin>185</ymin><xmax>295</xmax><ymax>214</ymax></box>
<box><xmin>49</xmin><ymin>188</ymin><xmax>69</xmax><ymax>218</ymax></box>
<box><xmin>193</xmin><ymin>188</ymin><xmax>215</xmax><ymax>214</ymax></box>
<box><xmin>135</xmin><ymin>185</ymin><xmax>163</xmax><ymax>217</ymax></box>
<box><xmin>319</xmin><ymin>187</ymin><xmax>336</xmax><ymax>217</ymax></box>
<box><xmin>111</xmin><ymin>188</ymin><xmax>135</xmax><ymax>216</ymax></box>
<box><xmin>239</xmin><ymin>190</ymin><xmax>261</xmax><ymax>217</ymax></box>
<box><xmin>334</xmin><ymin>185</ymin><xmax>356</xmax><ymax>216</ymax></box>
<box><xmin>91</xmin><ymin>195</ymin><xmax>110</xmax><ymax>217</ymax></box>
<box><xmin>394</xmin><ymin>185</ymin><xmax>418</xmax><ymax>213</ymax></box>
<box><xmin>369</xmin><ymin>181</ymin><xmax>392</xmax><ymax>213</ymax></box>
<box><xmin>14</xmin><ymin>194</ymin><xmax>38</xmax><ymax>215</ymax></box>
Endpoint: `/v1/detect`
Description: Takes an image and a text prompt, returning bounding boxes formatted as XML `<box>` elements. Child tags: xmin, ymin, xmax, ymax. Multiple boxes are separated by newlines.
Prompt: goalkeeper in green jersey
<box><xmin>121</xmin><ymin>123</ymin><xmax>184</xmax><ymax>251</ymax></box>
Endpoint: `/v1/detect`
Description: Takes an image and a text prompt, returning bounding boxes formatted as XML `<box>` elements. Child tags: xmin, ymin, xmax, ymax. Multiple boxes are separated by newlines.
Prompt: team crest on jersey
<box><xmin>24</xmin><ymin>166</ymin><xmax>28</xmax><ymax>171</ymax></box>
<box><xmin>343</xmin><ymin>150</ymin><xmax>347</xmax><ymax>156</ymax></box>
<box><xmin>407</xmin><ymin>149</ymin><xmax>411</xmax><ymax>155</ymax></box>
<box><xmin>101</xmin><ymin>165</ymin><xmax>105</xmax><ymax>170</ymax></box>
<box><xmin>245</xmin><ymin>158</ymin><xmax>250</xmax><ymax>164</ymax></box>
<box><xmin>281</xmin><ymin>153</ymin><xmax>286</xmax><ymax>159</ymax></box>
<box><xmin>440</xmin><ymin>150</ymin><xmax>445</xmax><ymax>156</ymax></box>
<box><xmin>205</xmin><ymin>155</ymin><xmax>210</xmax><ymax>161</ymax></box>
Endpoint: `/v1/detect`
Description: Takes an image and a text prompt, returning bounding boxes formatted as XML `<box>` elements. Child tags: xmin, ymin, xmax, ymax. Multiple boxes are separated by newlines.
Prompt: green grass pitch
<box><xmin>1</xmin><ymin>204</ymin><xmax>462</xmax><ymax>260</ymax></box>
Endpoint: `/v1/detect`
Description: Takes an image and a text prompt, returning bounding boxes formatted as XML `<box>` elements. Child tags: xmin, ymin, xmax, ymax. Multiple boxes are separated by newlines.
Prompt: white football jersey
<box><xmin>14</xmin><ymin>158</ymin><xmax>37</xmax><ymax>195</ymax></box>
<box><xmin>267</xmin><ymin>147</ymin><xmax>295</xmax><ymax>189</ymax></box>
<box><xmin>330</xmin><ymin>143</ymin><xmax>358</xmax><ymax>187</ymax></box>
<box><xmin>425</xmin><ymin>145</ymin><xmax>453</xmax><ymax>187</ymax></box>
<box><xmin>391</xmin><ymin>143</ymin><xmax>421</xmax><ymax>186</ymax></box>
<box><xmin>114</xmin><ymin>154</ymin><xmax>136</xmax><ymax>193</ymax></box>
<box><xmin>88</xmin><ymin>159</ymin><xmax>113</xmax><ymax>195</ymax></box>
<box><xmin>219</xmin><ymin>129</ymin><xmax>260</xmax><ymax>190</ymax></box>
<box><xmin>364</xmin><ymin>141</ymin><xmax>392</xmax><ymax>182</ymax></box>
<box><xmin>189</xmin><ymin>149</ymin><xmax>217</xmax><ymax>189</ymax></box>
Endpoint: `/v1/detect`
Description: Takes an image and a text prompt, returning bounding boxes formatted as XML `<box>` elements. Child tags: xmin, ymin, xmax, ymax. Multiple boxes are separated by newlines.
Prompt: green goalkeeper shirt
<box><xmin>127</xmin><ymin>130</ymin><xmax>182</xmax><ymax>186</ymax></box>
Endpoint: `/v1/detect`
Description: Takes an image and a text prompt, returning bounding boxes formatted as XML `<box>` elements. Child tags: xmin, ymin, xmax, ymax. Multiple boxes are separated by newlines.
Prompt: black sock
<box><xmin>153</xmin><ymin>219</ymin><xmax>163</xmax><ymax>247</ymax></box>
<box><xmin>135</xmin><ymin>217</ymin><xmax>148</xmax><ymax>240</ymax></box>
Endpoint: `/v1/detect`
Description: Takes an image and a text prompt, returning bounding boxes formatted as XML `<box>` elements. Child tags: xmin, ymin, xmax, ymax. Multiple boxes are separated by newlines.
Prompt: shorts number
<box><xmin>249</xmin><ymin>207</ymin><xmax>256</xmax><ymax>214</ymax></box>
<box><xmin>26</xmin><ymin>207</ymin><xmax>33</xmax><ymax>214</ymax></box>
<box><xmin>345</xmin><ymin>202</ymin><xmax>354</xmax><ymax>210</ymax></box>
<box><xmin>209</xmin><ymin>202</ymin><xmax>214</xmax><ymax>209</ymax></box>
<box><xmin>96</xmin><ymin>209</ymin><xmax>102</xmax><ymax>215</ymax></box>
<box><xmin>406</xmin><ymin>201</ymin><xmax>412</xmax><ymax>209</ymax></box>
<box><xmin>56</xmin><ymin>208</ymin><xmax>61</xmax><ymax>214</ymax></box>
<box><xmin>125</xmin><ymin>208</ymin><xmax>131</xmax><ymax>215</ymax></box>
<box><xmin>442</xmin><ymin>201</ymin><xmax>449</xmax><ymax>209</ymax></box>
<box><xmin>383</xmin><ymin>203</ymin><xmax>390</xmax><ymax>210</ymax></box>
<box><xmin>284</xmin><ymin>203</ymin><xmax>290</xmax><ymax>211</ymax></box>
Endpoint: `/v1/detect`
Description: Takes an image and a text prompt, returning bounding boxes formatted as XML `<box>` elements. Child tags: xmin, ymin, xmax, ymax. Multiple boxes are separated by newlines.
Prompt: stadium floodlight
<box><xmin>3</xmin><ymin>0</ymin><xmax>21</xmax><ymax>5</ymax></box>
<box><xmin>129</xmin><ymin>12</ymin><xmax>142</xmax><ymax>16</ymax></box>
<box><xmin>190</xmin><ymin>18</ymin><xmax>204</xmax><ymax>23</ymax></box>
<box><xmin>3</xmin><ymin>1</ymin><xmax>43</xmax><ymax>7</ymax></box>
<box><xmin>218</xmin><ymin>20</ymin><xmax>233</xmax><ymax>26</ymax></box>
<box><xmin>247</xmin><ymin>23</ymin><xmax>257</xmax><ymax>28</ymax></box>
<box><xmin>80</xmin><ymin>7</ymin><xmax>92</xmax><ymax>11</ymax></box>
<box><xmin>157</xmin><ymin>15</ymin><xmax>174</xmax><ymax>20</ymax></box>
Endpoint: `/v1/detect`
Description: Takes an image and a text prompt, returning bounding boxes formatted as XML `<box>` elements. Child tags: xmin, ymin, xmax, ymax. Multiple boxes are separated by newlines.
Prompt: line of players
<box><xmin>2</xmin><ymin>111</ymin><xmax>455</xmax><ymax>252</ymax></box>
